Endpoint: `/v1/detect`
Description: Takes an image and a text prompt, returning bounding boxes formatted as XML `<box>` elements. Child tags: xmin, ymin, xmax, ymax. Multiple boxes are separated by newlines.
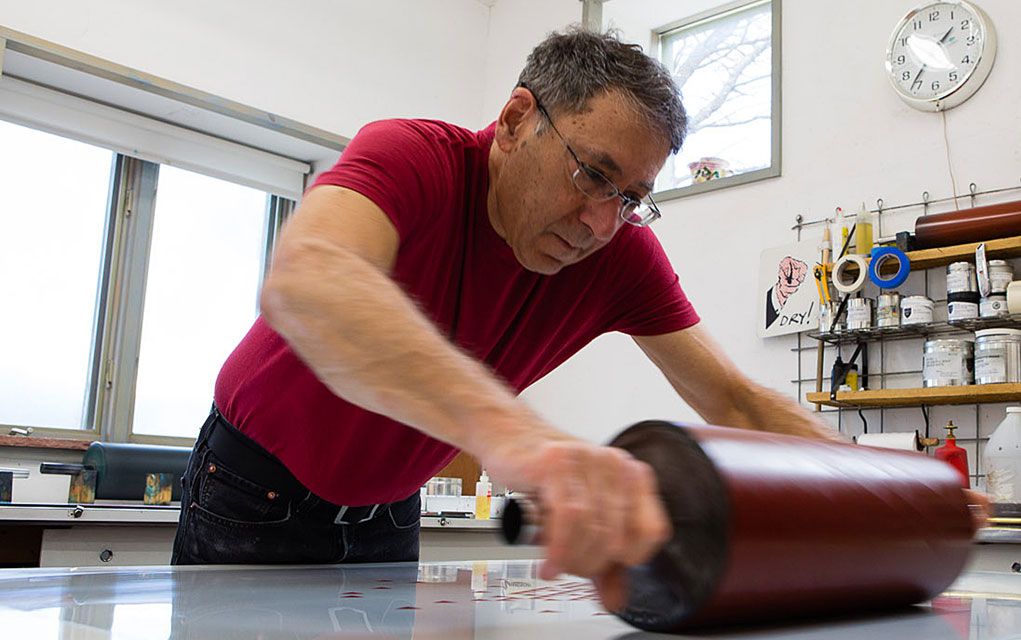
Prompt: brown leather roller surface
<box><xmin>612</xmin><ymin>421</ymin><xmax>973</xmax><ymax>632</ymax></box>
<box><xmin>913</xmin><ymin>200</ymin><xmax>1021</xmax><ymax>249</ymax></box>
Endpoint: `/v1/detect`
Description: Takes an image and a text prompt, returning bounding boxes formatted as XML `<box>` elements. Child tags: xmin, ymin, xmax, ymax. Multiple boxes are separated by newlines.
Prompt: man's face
<box><xmin>491</xmin><ymin>89</ymin><xmax>670</xmax><ymax>275</ymax></box>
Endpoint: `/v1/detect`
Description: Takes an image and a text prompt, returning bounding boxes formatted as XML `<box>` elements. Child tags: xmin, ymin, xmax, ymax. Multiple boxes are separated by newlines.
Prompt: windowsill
<box><xmin>0</xmin><ymin>435</ymin><xmax>91</xmax><ymax>452</ymax></box>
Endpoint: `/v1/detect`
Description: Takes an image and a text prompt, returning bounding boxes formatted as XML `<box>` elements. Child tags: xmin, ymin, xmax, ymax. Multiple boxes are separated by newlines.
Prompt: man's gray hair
<box><xmin>517</xmin><ymin>27</ymin><xmax>687</xmax><ymax>154</ymax></box>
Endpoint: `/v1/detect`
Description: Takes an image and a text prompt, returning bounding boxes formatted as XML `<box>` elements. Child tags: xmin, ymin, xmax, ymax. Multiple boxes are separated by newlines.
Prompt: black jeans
<box><xmin>171</xmin><ymin>406</ymin><xmax>420</xmax><ymax>565</ymax></box>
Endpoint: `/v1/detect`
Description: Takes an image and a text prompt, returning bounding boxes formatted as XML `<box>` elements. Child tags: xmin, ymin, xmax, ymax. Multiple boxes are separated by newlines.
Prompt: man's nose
<box><xmin>578</xmin><ymin>198</ymin><xmax>621</xmax><ymax>242</ymax></box>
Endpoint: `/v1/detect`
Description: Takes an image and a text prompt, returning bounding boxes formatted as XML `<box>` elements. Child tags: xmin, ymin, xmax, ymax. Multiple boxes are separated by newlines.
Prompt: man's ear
<box><xmin>494</xmin><ymin>86</ymin><xmax>538</xmax><ymax>153</ymax></box>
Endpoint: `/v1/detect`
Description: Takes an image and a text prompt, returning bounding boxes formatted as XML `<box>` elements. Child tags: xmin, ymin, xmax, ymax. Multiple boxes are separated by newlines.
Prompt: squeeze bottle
<box><xmin>475</xmin><ymin>470</ymin><xmax>492</xmax><ymax>520</ymax></box>
<box><xmin>984</xmin><ymin>406</ymin><xmax>1021</xmax><ymax>503</ymax></box>
<box><xmin>854</xmin><ymin>203</ymin><xmax>873</xmax><ymax>256</ymax></box>
<box><xmin>935</xmin><ymin>422</ymin><xmax>970</xmax><ymax>488</ymax></box>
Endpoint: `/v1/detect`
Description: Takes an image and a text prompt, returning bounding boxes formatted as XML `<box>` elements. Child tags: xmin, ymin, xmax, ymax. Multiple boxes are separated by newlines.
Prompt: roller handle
<box><xmin>39</xmin><ymin>462</ymin><xmax>92</xmax><ymax>475</ymax></box>
<box><xmin>501</xmin><ymin>497</ymin><xmax>542</xmax><ymax>546</ymax></box>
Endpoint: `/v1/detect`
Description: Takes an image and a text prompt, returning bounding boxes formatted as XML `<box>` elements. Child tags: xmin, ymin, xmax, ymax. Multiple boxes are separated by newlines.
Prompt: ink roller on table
<box><xmin>502</xmin><ymin>421</ymin><xmax>974</xmax><ymax>633</ymax></box>
<box><xmin>40</xmin><ymin>442</ymin><xmax>191</xmax><ymax>501</ymax></box>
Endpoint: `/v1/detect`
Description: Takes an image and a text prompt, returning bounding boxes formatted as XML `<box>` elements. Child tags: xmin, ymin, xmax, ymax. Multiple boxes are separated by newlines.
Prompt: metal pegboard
<box><xmin>786</xmin><ymin>184</ymin><xmax>1021</xmax><ymax>488</ymax></box>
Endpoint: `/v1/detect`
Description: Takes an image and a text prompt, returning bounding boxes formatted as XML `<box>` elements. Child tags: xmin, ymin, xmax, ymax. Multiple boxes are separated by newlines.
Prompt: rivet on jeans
<box><xmin>267</xmin><ymin>491</ymin><xmax>277</xmax><ymax>500</ymax></box>
<box><xmin>208</xmin><ymin>464</ymin><xmax>216</xmax><ymax>473</ymax></box>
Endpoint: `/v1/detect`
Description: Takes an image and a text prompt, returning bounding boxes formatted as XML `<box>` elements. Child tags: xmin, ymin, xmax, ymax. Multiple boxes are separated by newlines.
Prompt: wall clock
<box><xmin>885</xmin><ymin>1</ymin><xmax>997</xmax><ymax>111</ymax></box>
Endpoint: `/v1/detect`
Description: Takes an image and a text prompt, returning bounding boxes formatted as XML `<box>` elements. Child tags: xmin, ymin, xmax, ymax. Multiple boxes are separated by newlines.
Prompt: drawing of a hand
<box><xmin>775</xmin><ymin>256</ymin><xmax>808</xmax><ymax>307</ymax></box>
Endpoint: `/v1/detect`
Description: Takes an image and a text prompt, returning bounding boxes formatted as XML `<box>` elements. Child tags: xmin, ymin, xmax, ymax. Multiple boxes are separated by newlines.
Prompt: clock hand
<box><xmin>911</xmin><ymin>65</ymin><xmax>925</xmax><ymax>90</ymax></box>
<box><xmin>939</xmin><ymin>26</ymin><xmax>954</xmax><ymax>44</ymax></box>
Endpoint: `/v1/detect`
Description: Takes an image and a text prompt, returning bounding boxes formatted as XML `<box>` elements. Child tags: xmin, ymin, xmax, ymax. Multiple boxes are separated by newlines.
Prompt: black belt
<box><xmin>204</xmin><ymin>408</ymin><xmax>386</xmax><ymax>525</ymax></box>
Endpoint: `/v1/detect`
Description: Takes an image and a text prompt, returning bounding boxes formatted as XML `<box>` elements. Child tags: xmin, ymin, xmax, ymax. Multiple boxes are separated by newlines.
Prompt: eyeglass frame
<box><xmin>518</xmin><ymin>83</ymin><xmax>662</xmax><ymax>227</ymax></box>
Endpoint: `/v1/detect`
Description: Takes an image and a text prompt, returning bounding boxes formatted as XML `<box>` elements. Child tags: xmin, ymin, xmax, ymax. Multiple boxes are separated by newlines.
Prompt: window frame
<box><xmin>0</xmin><ymin>141</ymin><xmax>284</xmax><ymax>447</ymax></box>
<box><xmin>0</xmin><ymin>28</ymin><xmax>326</xmax><ymax>446</ymax></box>
<box><xmin>652</xmin><ymin>0</ymin><xmax>782</xmax><ymax>201</ymax></box>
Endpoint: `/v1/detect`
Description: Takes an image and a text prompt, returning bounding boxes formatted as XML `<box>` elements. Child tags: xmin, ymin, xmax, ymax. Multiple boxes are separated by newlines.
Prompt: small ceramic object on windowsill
<box><xmin>688</xmin><ymin>157</ymin><xmax>732</xmax><ymax>183</ymax></box>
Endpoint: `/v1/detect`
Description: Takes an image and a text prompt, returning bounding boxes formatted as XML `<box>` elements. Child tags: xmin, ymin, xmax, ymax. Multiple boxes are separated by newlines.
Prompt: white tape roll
<box><xmin>856</xmin><ymin>431</ymin><xmax>920</xmax><ymax>451</ymax></box>
<box><xmin>1008</xmin><ymin>280</ymin><xmax>1021</xmax><ymax>315</ymax></box>
<box><xmin>832</xmin><ymin>254</ymin><xmax>869</xmax><ymax>294</ymax></box>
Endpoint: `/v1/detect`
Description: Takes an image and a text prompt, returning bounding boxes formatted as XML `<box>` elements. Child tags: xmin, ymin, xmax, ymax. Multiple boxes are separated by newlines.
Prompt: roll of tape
<box><xmin>832</xmin><ymin>254</ymin><xmax>869</xmax><ymax>294</ymax></box>
<box><xmin>1008</xmin><ymin>280</ymin><xmax>1021</xmax><ymax>315</ymax></box>
<box><xmin>856</xmin><ymin>431</ymin><xmax>921</xmax><ymax>451</ymax></box>
<box><xmin>867</xmin><ymin>247</ymin><xmax>910</xmax><ymax>289</ymax></box>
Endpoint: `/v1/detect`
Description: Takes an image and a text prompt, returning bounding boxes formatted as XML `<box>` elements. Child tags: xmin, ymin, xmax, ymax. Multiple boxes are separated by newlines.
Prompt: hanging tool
<box><xmin>830</xmin><ymin>341</ymin><xmax>866</xmax><ymax>402</ymax></box>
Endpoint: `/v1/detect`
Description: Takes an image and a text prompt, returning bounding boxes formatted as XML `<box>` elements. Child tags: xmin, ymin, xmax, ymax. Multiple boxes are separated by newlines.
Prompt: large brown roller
<box><xmin>913</xmin><ymin>200</ymin><xmax>1021</xmax><ymax>249</ymax></box>
<box><xmin>503</xmin><ymin>421</ymin><xmax>974</xmax><ymax>632</ymax></box>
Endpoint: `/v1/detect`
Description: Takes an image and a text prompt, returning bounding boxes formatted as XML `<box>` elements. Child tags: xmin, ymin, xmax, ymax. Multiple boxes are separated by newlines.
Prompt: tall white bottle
<box><xmin>984</xmin><ymin>406</ymin><xmax>1021</xmax><ymax>503</ymax></box>
<box><xmin>474</xmin><ymin>470</ymin><xmax>491</xmax><ymax>520</ymax></box>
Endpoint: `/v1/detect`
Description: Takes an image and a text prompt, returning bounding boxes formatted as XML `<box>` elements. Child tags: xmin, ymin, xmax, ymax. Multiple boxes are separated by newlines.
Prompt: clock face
<box><xmin>885</xmin><ymin>1</ymin><xmax>996</xmax><ymax>110</ymax></box>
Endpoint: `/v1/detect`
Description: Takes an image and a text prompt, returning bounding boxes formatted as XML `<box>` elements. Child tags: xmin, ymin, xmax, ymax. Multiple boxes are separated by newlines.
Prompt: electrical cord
<box><xmin>941</xmin><ymin>109</ymin><xmax>960</xmax><ymax>211</ymax></box>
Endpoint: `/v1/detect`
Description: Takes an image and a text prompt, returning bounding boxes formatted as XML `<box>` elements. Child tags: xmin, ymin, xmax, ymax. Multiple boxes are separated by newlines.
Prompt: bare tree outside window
<box><xmin>657</xmin><ymin>0</ymin><xmax>776</xmax><ymax>193</ymax></box>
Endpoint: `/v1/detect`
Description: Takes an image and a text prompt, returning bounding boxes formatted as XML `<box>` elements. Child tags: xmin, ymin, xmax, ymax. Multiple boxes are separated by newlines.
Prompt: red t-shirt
<box><xmin>215</xmin><ymin>119</ymin><xmax>699</xmax><ymax>506</ymax></box>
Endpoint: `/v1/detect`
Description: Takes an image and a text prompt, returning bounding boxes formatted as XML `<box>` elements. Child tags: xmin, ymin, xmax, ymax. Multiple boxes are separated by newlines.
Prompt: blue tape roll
<box><xmin>868</xmin><ymin>247</ymin><xmax>910</xmax><ymax>289</ymax></box>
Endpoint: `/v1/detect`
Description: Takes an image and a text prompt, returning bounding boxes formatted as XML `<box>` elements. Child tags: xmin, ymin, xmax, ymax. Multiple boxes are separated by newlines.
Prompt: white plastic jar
<box><xmin>985</xmin><ymin>406</ymin><xmax>1021</xmax><ymax>503</ymax></box>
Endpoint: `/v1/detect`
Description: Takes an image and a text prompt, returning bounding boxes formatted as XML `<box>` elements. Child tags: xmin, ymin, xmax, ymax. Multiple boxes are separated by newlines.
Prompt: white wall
<box><xmin>0</xmin><ymin>0</ymin><xmax>495</xmax><ymax>136</ymax></box>
<box><xmin>480</xmin><ymin>0</ymin><xmax>584</xmax><ymax>125</ymax></box>
<box><xmin>520</xmin><ymin>0</ymin><xmax>1021</xmax><ymax>449</ymax></box>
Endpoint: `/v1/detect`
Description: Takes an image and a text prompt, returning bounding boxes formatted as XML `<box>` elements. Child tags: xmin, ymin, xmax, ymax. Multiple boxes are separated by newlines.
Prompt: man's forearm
<box><xmin>260</xmin><ymin>239</ymin><xmax>564</xmax><ymax>458</ymax></box>
<box><xmin>717</xmin><ymin>378</ymin><xmax>844</xmax><ymax>442</ymax></box>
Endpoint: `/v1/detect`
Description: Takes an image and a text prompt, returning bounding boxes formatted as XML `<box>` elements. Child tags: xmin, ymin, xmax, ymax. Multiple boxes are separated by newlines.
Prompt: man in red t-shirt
<box><xmin>171</xmin><ymin>29</ymin><xmax>840</xmax><ymax>610</ymax></box>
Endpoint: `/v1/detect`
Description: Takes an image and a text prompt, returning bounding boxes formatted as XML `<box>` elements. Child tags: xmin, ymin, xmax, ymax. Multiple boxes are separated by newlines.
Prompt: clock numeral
<box><xmin>950</xmin><ymin>10</ymin><xmax>955</xmax><ymax>20</ymax></box>
<box><xmin>896</xmin><ymin>54</ymin><xmax>906</xmax><ymax>65</ymax></box>
<box><xmin>962</xmin><ymin>55</ymin><xmax>972</xmax><ymax>64</ymax></box>
<box><xmin>912</xmin><ymin>79</ymin><xmax>923</xmax><ymax>91</ymax></box>
<box><xmin>913</xmin><ymin>19</ymin><xmax>923</xmax><ymax>30</ymax></box>
<box><xmin>949</xmin><ymin>71</ymin><xmax>958</xmax><ymax>82</ymax></box>
<box><xmin>928</xmin><ymin>10</ymin><xmax>940</xmax><ymax>21</ymax></box>
<box><xmin>931</xmin><ymin>80</ymin><xmax>941</xmax><ymax>91</ymax></box>
<box><xmin>967</xmin><ymin>35</ymin><xmax>976</xmax><ymax>45</ymax></box>
<box><xmin>900</xmin><ymin>37</ymin><xmax>909</xmax><ymax>47</ymax></box>
<box><xmin>902</xmin><ymin>71</ymin><xmax>911</xmax><ymax>81</ymax></box>
<box><xmin>961</xmin><ymin>19</ymin><xmax>970</xmax><ymax>29</ymax></box>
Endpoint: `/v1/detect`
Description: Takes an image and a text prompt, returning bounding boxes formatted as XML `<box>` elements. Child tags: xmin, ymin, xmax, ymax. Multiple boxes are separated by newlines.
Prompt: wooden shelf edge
<box><xmin>0</xmin><ymin>435</ymin><xmax>91</xmax><ymax>451</ymax></box>
<box><xmin>909</xmin><ymin>235</ymin><xmax>1021</xmax><ymax>270</ymax></box>
<box><xmin>824</xmin><ymin>235</ymin><xmax>1021</xmax><ymax>272</ymax></box>
<box><xmin>806</xmin><ymin>383</ymin><xmax>1021</xmax><ymax>408</ymax></box>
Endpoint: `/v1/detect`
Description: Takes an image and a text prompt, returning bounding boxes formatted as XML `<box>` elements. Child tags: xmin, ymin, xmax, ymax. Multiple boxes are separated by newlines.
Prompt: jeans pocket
<box><xmin>387</xmin><ymin>493</ymin><xmax>421</xmax><ymax>530</ymax></box>
<box><xmin>195</xmin><ymin>450</ymin><xmax>291</xmax><ymax>526</ymax></box>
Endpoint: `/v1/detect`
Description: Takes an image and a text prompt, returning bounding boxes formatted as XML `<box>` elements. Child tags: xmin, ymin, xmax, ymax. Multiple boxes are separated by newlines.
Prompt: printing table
<box><xmin>0</xmin><ymin>504</ymin><xmax>540</xmax><ymax>566</ymax></box>
<box><xmin>0</xmin><ymin>559</ymin><xmax>1019</xmax><ymax>638</ymax></box>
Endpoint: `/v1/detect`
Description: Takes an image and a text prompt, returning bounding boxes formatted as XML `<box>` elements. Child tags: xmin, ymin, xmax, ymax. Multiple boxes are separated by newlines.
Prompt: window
<box><xmin>0</xmin><ymin>121</ymin><xmax>276</xmax><ymax>443</ymax></box>
<box><xmin>0</xmin><ymin>121</ymin><xmax>113</xmax><ymax>430</ymax></box>
<box><xmin>654</xmin><ymin>0</ymin><xmax>781</xmax><ymax>197</ymax></box>
<box><xmin>0</xmin><ymin>28</ymin><xmax>345</xmax><ymax>444</ymax></box>
<box><xmin>131</xmin><ymin>166</ymin><xmax>268</xmax><ymax>438</ymax></box>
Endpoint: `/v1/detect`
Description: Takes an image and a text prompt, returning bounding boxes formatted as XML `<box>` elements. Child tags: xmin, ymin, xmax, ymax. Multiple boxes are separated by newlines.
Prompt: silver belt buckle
<box><xmin>334</xmin><ymin>503</ymin><xmax>380</xmax><ymax>525</ymax></box>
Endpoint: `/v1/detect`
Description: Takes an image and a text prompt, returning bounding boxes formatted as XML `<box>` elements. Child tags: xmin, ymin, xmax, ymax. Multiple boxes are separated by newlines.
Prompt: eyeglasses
<box><xmin>521</xmin><ymin>84</ymin><xmax>661</xmax><ymax>227</ymax></box>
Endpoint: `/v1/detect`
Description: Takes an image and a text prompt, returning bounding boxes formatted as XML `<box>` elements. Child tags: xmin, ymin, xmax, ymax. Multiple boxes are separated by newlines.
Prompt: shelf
<box><xmin>909</xmin><ymin>235</ymin><xmax>1021</xmax><ymax>270</ymax></box>
<box><xmin>826</xmin><ymin>234</ymin><xmax>1021</xmax><ymax>274</ymax></box>
<box><xmin>806</xmin><ymin>383</ymin><xmax>1021</xmax><ymax>408</ymax></box>
<box><xmin>809</xmin><ymin>315</ymin><xmax>1021</xmax><ymax>345</ymax></box>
